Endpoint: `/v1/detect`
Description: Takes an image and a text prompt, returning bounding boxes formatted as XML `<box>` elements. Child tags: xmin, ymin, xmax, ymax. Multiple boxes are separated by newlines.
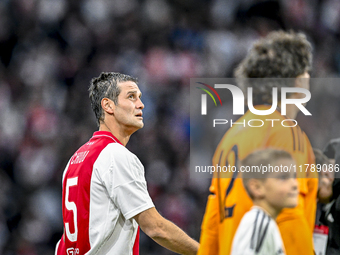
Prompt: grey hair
<box><xmin>89</xmin><ymin>72</ymin><xmax>138</xmax><ymax>126</ymax></box>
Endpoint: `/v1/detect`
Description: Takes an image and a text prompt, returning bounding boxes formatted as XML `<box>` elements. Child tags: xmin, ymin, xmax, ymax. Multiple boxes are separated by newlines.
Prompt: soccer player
<box><xmin>198</xmin><ymin>31</ymin><xmax>318</xmax><ymax>255</ymax></box>
<box><xmin>231</xmin><ymin>149</ymin><xmax>298</xmax><ymax>255</ymax></box>
<box><xmin>55</xmin><ymin>72</ymin><xmax>199</xmax><ymax>255</ymax></box>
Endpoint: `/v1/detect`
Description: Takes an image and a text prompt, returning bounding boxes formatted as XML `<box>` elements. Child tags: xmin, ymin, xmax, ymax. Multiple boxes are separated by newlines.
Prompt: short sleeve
<box><xmin>100</xmin><ymin>144</ymin><xmax>154</xmax><ymax>220</ymax></box>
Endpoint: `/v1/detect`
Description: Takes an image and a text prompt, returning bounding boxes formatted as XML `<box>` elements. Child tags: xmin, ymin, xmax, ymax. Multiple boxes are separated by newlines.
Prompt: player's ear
<box><xmin>101</xmin><ymin>98</ymin><xmax>115</xmax><ymax>115</ymax></box>
<box><xmin>248</xmin><ymin>179</ymin><xmax>265</xmax><ymax>199</ymax></box>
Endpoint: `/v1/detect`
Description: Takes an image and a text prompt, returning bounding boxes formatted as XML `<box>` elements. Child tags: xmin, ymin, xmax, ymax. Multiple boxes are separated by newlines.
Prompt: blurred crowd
<box><xmin>1</xmin><ymin>0</ymin><xmax>340</xmax><ymax>254</ymax></box>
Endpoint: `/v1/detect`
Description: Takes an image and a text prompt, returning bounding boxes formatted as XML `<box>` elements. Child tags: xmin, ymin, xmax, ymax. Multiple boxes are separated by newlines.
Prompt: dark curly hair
<box><xmin>89</xmin><ymin>72</ymin><xmax>138</xmax><ymax>126</ymax></box>
<box><xmin>235</xmin><ymin>31</ymin><xmax>312</xmax><ymax>105</ymax></box>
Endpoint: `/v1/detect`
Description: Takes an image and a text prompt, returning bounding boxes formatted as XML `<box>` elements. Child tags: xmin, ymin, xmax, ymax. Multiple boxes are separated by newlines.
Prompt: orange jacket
<box><xmin>198</xmin><ymin>107</ymin><xmax>318</xmax><ymax>255</ymax></box>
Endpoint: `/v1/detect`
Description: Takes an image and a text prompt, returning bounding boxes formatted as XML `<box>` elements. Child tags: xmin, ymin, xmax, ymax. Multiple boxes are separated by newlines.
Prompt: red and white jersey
<box><xmin>55</xmin><ymin>131</ymin><xmax>154</xmax><ymax>255</ymax></box>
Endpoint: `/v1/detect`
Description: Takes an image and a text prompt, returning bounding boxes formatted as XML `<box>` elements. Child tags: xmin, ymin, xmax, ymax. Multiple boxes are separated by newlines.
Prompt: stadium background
<box><xmin>0</xmin><ymin>0</ymin><xmax>340</xmax><ymax>254</ymax></box>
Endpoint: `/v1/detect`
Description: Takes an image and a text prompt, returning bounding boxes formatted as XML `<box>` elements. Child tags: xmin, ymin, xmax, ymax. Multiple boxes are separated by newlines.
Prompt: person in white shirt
<box><xmin>55</xmin><ymin>72</ymin><xmax>199</xmax><ymax>255</ymax></box>
<box><xmin>231</xmin><ymin>149</ymin><xmax>298</xmax><ymax>255</ymax></box>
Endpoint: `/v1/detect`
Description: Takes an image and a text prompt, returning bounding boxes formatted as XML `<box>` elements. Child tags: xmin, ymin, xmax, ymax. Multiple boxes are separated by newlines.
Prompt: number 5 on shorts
<box><xmin>65</xmin><ymin>177</ymin><xmax>78</xmax><ymax>242</ymax></box>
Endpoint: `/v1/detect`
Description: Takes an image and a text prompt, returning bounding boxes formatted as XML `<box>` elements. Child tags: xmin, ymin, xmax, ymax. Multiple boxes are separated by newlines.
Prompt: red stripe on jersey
<box><xmin>133</xmin><ymin>227</ymin><xmax>140</xmax><ymax>255</ymax></box>
<box><xmin>57</xmin><ymin>131</ymin><xmax>126</xmax><ymax>255</ymax></box>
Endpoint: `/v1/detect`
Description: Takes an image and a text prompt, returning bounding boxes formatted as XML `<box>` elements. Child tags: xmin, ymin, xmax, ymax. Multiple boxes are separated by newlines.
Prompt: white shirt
<box><xmin>231</xmin><ymin>207</ymin><xmax>285</xmax><ymax>255</ymax></box>
<box><xmin>55</xmin><ymin>131</ymin><xmax>154</xmax><ymax>255</ymax></box>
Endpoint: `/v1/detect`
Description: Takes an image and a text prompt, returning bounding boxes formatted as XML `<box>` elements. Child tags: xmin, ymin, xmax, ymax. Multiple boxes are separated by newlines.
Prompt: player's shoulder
<box><xmin>232</xmin><ymin>208</ymin><xmax>269</xmax><ymax>255</ymax></box>
<box><xmin>100</xmin><ymin>143</ymin><xmax>141</xmax><ymax>167</ymax></box>
<box><xmin>242</xmin><ymin>207</ymin><xmax>266</xmax><ymax>223</ymax></box>
<box><xmin>237</xmin><ymin>207</ymin><xmax>276</xmax><ymax>252</ymax></box>
<box><xmin>218</xmin><ymin>109</ymin><xmax>283</xmax><ymax>142</ymax></box>
<box><xmin>102</xmin><ymin>143</ymin><xmax>134</xmax><ymax>157</ymax></box>
<box><xmin>240</xmin><ymin>207</ymin><xmax>273</xmax><ymax>233</ymax></box>
<box><xmin>93</xmin><ymin>143</ymin><xmax>142</xmax><ymax>177</ymax></box>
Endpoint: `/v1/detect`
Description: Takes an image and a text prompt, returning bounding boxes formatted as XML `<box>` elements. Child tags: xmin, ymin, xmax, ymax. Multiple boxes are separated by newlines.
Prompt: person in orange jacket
<box><xmin>198</xmin><ymin>31</ymin><xmax>318</xmax><ymax>255</ymax></box>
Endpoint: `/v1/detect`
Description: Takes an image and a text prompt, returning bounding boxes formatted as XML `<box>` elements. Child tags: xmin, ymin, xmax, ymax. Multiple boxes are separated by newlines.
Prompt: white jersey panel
<box><xmin>88</xmin><ymin>143</ymin><xmax>154</xmax><ymax>254</ymax></box>
<box><xmin>231</xmin><ymin>207</ymin><xmax>285</xmax><ymax>255</ymax></box>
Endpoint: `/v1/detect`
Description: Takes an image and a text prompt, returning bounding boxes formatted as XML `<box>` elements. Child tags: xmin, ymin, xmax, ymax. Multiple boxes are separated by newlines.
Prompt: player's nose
<box><xmin>290</xmin><ymin>178</ymin><xmax>298</xmax><ymax>190</ymax></box>
<box><xmin>136</xmin><ymin>97</ymin><xmax>144</xmax><ymax>109</ymax></box>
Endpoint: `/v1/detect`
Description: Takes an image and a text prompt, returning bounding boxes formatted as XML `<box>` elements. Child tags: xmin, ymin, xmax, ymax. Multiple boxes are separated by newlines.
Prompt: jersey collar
<box><xmin>92</xmin><ymin>131</ymin><xmax>123</xmax><ymax>145</ymax></box>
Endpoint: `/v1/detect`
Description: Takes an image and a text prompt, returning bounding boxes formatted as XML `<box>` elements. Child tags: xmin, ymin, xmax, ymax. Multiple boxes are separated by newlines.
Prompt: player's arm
<box><xmin>134</xmin><ymin>207</ymin><xmax>199</xmax><ymax>255</ymax></box>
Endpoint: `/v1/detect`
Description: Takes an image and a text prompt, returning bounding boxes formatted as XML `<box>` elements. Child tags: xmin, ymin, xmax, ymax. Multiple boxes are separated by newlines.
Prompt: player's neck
<box><xmin>284</xmin><ymin>104</ymin><xmax>298</xmax><ymax>119</ymax></box>
<box><xmin>252</xmin><ymin>201</ymin><xmax>281</xmax><ymax>219</ymax></box>
<box><xmin>99</xmin><ymin>123</ymin><xmax>131</xmax><ymax>146</ymax></box>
